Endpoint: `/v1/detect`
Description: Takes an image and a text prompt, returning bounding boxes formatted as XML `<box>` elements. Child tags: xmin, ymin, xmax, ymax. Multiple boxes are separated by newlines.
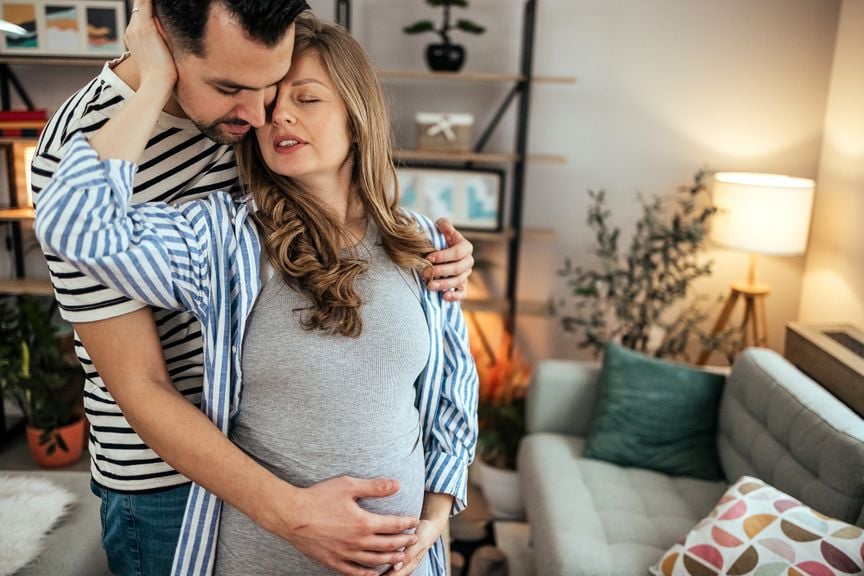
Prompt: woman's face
<box><xmin>255</xmin><ymin>52</ymin><xmax>353</xmax><ymax>187</ymax></box>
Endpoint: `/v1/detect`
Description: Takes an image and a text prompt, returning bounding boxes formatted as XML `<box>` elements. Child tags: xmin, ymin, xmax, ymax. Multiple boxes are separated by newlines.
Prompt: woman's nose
<box><xmin>272</xmin><ymin>105</ymin><xmax>296</xmax><ymax>126</ymax></box>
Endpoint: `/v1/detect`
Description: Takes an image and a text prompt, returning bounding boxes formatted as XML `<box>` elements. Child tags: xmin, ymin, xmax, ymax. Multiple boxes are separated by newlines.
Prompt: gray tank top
<box><xmin>214</xmin><ymin>221</ymin><xmax>432</xmax><ymax>575</ymax></box>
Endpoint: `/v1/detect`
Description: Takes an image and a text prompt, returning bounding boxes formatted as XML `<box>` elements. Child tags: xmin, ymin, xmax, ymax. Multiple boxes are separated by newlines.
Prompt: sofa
<box><xmin>517</xmin><ymin>348</ymin><xmax>864</xmax><ymax>576</ymax></box>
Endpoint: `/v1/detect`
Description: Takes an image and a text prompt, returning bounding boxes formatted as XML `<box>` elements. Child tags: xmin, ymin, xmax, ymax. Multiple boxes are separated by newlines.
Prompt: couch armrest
<box><xmin>526</xmin><ymin>359</ymin><xmax>601</xmax><ymax>436</ymax></box>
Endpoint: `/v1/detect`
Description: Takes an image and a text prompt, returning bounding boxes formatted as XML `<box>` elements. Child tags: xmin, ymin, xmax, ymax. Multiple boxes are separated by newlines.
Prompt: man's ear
<box><xmin>152</xmin><ymin>15</ymin><xmax>175</xmax><ymax>56</ymax></box>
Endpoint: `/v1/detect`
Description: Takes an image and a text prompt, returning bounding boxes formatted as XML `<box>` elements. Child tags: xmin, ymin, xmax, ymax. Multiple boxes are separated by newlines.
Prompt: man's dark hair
<box><xmin>153</xmin><ymin>0</ymin><xmax>310</xmax><ymax>55</ymax></box>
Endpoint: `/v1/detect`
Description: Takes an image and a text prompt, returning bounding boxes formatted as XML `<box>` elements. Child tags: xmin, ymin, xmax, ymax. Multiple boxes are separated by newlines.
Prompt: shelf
<box><xmin>0</xmin><ymin>136</ymin><xmax>40</xmax><ymax>144</ymax></box>
<box><xmin>463</xmin><ymin>227</ymin><xmax>556</xmax><ymax>242</ymax></box>
<box><xmin>462</xmin><ymin>298</ymin><xmax>551</xmax><ymax>316</ymax></box>
<box><xmin>0</xmin><ymin>207</ymin><xmax>34</xmax><ymax>221</ymax></box>
<box><xmin>0</xmin><ymin>278</ymin><xmax>54</xmax><ymax>296</ymax></box>
<box><xmin>377</xmin><ymin>68</ymin><xmax>576</xmax><ymax>85</ymax></box>
<box><xmin>395</xmin><ymin>149</ymin><xmax>565</xmax><ymax>165</ymax></box>
<box><xmin>0</xmin><ymin>56</ymin><xmax>108</xmax><ymax>66</ymax></box>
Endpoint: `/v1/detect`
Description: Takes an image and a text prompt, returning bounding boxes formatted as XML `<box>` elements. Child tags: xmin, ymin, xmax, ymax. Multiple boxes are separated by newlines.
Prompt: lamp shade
<box><xmin>711</xmin><ymin>172</ymin><xmax>815</xmax><ymax>256</ymax></box>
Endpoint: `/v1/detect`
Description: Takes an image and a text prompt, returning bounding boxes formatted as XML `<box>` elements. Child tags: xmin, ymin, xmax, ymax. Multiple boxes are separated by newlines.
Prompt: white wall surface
<box><xmin>330</xmin><ymin>0</ymin><xmax>841</xmax><ymax>362</ymax></box>
<box><xmin>799</xmin><ymin>0</ymin><xmax>864</xmax><ymax>328</ymax></box>
<box><xmin>1</xmin><ymin>0</ymin><xmax>843</xmax><ymax>364</ymax></box>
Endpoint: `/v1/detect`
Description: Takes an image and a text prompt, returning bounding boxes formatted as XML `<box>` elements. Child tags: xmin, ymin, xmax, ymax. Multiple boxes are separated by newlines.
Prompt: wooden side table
<box><xmin>784</xmin><ymin>323</ymin><xmax>864</xmax><ymax>417</ymax></box>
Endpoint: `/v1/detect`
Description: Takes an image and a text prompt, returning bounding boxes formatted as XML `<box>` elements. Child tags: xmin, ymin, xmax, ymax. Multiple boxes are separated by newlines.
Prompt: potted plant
<box><xmin>403</xmin><ymin>0</ymin><xmax>486</xmax><ymax>72</ymax></box>
<box><xmin>0</xmin><ymin>294</ymin><xmax>85</xmax><ymax>467</ymax></box>
<box><xmin>471</xmin><ymin>327</ymin><xmax>531</xmax><ymax>518</ymax></box>
<box><xmin>556</xmin><ymin>169</ymin><xmax>744</xmax><ymax>363</ymax></box>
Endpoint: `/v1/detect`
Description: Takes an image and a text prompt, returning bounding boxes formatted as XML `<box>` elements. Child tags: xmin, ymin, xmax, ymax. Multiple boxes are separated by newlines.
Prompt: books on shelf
<box><xmin>0</xmin><ymin>109</ymin><xmax>47</xmax><ymax>138</ymax></box>
<box><xmin>0</xmin><ymin>109</ymin><xmax>47</xmax><ymax>121</ymax></box>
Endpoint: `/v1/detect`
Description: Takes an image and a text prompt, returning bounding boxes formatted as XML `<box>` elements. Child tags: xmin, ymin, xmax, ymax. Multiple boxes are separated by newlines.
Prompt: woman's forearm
<box><xmin>421</xmin><ymin>491</ymin><xmax>454</xmax><ymax>528</ymax></box>
<box><xmin>89</xmin><ymin>80</ymin><xmax>173</xmax><ymax>163</ymax></box>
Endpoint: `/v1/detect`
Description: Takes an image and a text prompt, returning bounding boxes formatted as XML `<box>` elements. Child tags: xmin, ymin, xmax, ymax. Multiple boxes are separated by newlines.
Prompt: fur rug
<box><xmin>0</xmin><ymin>475</ymin><xmax>77</xmax><ymax>576</ymax></box>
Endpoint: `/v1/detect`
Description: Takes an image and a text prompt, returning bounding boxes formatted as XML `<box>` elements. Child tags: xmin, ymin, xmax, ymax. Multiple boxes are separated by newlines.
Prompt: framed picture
<box><xmin>0</xmin><ymin>0</ymin><xmax>126</xmax><ymax>59</ymax></box>
<box><xmin>397</xmin><ymin>166</ymin><xmax>504</xmax><ymax>232</ymax></box>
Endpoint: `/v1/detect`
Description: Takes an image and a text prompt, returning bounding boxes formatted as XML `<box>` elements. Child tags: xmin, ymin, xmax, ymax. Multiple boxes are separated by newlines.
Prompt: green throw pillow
<box><xmin>583</xmin><ymin>343</ymin><xmax>725</xmax><ymax>480</ymax></box>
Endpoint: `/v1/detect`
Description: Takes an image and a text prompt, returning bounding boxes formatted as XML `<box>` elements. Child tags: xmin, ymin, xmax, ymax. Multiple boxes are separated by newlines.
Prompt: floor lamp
<box><xmin>696</xmin><ymin>172</ymin><xmax>815</xmax><ymax>365</ymax></box>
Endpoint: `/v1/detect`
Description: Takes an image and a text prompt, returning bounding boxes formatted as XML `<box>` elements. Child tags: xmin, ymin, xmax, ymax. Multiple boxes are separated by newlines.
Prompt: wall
<box><xmin>333</xmin><ymin>0</ymin><xmax>840</xmax><ymax>362</ymax></box>
<box><xmin>799</xmin><ymin>0</ymin><xmax>864</xmax><ymax>328</ymax></box>
<box><xmin>1</xmin><ymin>0</ymin><xmax>843</xmax><ymax>364</ymax></box>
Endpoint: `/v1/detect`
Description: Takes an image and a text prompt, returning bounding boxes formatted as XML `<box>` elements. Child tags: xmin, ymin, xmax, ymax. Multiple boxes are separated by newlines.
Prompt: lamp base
<box><xmin>696</xmin><ymin>282</ymin><xmax>771</xmax><ymax>365</ymax></box>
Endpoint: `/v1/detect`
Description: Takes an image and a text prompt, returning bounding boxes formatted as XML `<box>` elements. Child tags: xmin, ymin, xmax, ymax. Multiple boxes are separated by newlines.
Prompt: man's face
<box><xmin>170</xmin><ymin>4</ymin><xmax>296</xmax><ymax>144</ymax></box>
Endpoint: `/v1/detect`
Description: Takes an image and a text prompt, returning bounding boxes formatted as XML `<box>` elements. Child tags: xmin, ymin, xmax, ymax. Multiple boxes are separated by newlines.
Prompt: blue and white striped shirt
<box><xmin>35</xmin><ymin>133</ymin><xmax>479</xmax><ymax>576</ymax></box>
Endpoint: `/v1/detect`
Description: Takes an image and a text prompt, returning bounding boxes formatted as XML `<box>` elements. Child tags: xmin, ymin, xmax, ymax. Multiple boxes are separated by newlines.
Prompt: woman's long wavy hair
<box><xmin>235</xmin><ymin>15</ymin><xmax>434</xmax><ymax>337</ymax></box>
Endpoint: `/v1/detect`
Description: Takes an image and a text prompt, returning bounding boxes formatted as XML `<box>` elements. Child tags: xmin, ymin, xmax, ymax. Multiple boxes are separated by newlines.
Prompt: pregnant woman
<box><xmin>35</xmin><ymin>12</ymin><xmax>477</xmax><ymax>576</ymax></box>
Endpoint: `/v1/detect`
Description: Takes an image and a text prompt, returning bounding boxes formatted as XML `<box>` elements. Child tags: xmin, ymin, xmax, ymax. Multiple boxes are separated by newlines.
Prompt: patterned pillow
<box><xmin>649</xmin><ymin>476</ymin><xmax>864</xmax><ymax>576</ymax></box>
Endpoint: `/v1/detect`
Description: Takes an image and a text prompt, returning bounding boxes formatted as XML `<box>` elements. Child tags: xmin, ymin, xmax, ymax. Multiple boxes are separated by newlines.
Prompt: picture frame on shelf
<box><xmin>0</xmin><ymin>0</ymin><xmax>127</xmax><ymax>59</ymax></box>
<box><xmin>396</xmin><ymin>166</ymin><xmax>504</xmax><ymax>232</ymax></box>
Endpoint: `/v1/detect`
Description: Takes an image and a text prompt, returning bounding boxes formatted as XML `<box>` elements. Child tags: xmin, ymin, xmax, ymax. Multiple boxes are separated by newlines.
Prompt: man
<box><xmin>31</xmin><ymin>1</ymin><xmax>474</xmax><ymax>575</ymax></box>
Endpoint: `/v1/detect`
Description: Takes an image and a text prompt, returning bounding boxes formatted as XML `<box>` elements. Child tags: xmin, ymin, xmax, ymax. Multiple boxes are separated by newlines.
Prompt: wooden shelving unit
<box><xmin>338</xmin><ymin>0</ymin><xmax>567</xmax><ymax>329</ymax></box>
<box><xmin>463</xmin><ymin>297</ymin><xmax>551</xmax><ymax>316</ymax></box>
<box><xmin>0</xmin><ymin>278</ymin><xmax>54</xmax><ymax>296</ymax></box>
<box><xmin>394</xmin><ymin>149</ymin><xmax>566</xmax><ymax>165</ymax></box>
<box><xmin>0</xmin><ymin>56</ymin><xmax>105</xmax><ymax>67</ymax></box>
<box><xmin>0</xmin><ymin>64</ymin><xmax>57</xmax><ymax>442</ymax></box>
<box><xmin>377</xmin><ymin>68</ymin><xmax>575</xmax><ymax>85</ymax></box>
<box><xmin>0</xmin><ymin>207</ymin><xmax>35</xmax><ymax>221</ymax></box>
<box><xmin>463</xmin><ymin>227</ymin><xmax>555</xmax><ymax>243</ymax></box>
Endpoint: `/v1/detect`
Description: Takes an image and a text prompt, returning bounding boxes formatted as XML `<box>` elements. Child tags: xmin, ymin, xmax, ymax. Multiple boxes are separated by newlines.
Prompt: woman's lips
<box><xmin>273</xmin><ymin>137</ymin><xmax>306</xmax><ymax>153</ymax></box>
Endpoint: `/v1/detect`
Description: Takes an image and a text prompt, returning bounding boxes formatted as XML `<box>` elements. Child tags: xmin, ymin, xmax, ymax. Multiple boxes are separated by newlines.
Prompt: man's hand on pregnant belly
<box><xmin>264</xmin><ymin>475</ymin><xmax>421</xmax><ymax>576</ymax></box>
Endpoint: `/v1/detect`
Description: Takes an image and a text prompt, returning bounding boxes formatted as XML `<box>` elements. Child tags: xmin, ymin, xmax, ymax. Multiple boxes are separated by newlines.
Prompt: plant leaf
<box><xmin>456</xmin><ymin>19</ymin><xmax>485</xmax><ymax>34</ymax></box>
<box><xmin>403</xmin><ymin>21</ymin><xmax>436</xmax><ymax>34</ymax></box>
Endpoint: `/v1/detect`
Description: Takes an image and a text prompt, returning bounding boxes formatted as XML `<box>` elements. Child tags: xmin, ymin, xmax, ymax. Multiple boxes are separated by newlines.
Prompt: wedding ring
<box><xmin>130</xmin><ymin>8</ymin><xmax>140</xmax><ymax>16</ymax></box>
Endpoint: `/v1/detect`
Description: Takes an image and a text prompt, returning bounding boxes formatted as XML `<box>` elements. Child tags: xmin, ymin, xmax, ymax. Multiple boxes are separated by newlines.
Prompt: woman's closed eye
<box><xmin>296</xmin><ymin>94</ymin><xmax>321</xmax><ymax>104</ymax></box>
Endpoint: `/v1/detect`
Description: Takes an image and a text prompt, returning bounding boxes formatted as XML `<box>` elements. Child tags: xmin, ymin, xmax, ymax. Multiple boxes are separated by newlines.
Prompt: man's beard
<box><xmin>193</xmin><ymin>117</ymin><xmax>251</xmax><ymax>145</ymax></box>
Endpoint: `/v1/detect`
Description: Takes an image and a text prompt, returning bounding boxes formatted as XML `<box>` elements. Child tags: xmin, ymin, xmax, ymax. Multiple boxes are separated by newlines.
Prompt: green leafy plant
<box><xmin>403</xmin><ymin>0</ymin><xmax>486</xmax><ymax>44</ymax></box>
<box><xmin>0</xmin><ymin>295</ymin><xmax>83</xmax><ymax>454</ymax></box>
<box><xmin>556</xmin><ymin>170</ymin><xmax>743</xmax><ymax>363</ymax></box>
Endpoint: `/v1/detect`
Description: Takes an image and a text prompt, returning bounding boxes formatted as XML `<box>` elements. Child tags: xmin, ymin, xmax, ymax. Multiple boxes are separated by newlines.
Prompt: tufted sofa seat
<box><xmin>518</xmin><ymin>348</ymin><xmax>864</xmax><ymax>576</ymax></box>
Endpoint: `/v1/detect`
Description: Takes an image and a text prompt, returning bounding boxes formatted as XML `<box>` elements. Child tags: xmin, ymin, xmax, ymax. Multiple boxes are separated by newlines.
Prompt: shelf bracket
<box><xmin>473</xmin><ymin>83</ymin><xmax>522</xmax><ymax>154</ymax></box>
<box><xmin>335</xmin><ymin>0</ymin><xmax>352</xmax><ymax>31</ymax></box>
<box><xmin>0</xmin><ymin>64</ymin><xmax>35</xmax><ymax>110</ymax></box>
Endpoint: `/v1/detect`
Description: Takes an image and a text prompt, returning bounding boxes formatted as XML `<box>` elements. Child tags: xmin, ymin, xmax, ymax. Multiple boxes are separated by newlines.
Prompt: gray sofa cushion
<box><xmin>717</xmin><ymin>348</ymin><xmax>864</xmax><ymax>526</ymax></box>
<box><xmin>519</xmin><ymin>432</ymin><xmax>727</xmax><ymax>576</ymax></box>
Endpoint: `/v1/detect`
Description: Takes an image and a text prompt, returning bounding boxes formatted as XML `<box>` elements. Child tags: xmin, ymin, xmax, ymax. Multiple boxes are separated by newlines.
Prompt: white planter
<box><xmin>476</xmin><ymin>459</ymin><xmax>524</xmax><ymax>519</ymax></box>
<box><xmin>468</xmin><ymin>460</ymin><xmax>484</xmax><ymax>488</ymax></box>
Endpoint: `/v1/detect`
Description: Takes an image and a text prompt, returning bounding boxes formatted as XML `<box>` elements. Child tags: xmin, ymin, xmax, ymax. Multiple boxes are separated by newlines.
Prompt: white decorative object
<box><xmin>475</xmin><ymin>459</ymin><xmax>523</xmax><ymax>519</ymax></box>
<box><xmin>0</xmin><ymin>475</ymin><xmax>76</xmax><ymax>576</ymax></box>
<box><xmin>415</xmin><ymin>112</ymin><xmax>474</xmax><ymax>152</ymax></box>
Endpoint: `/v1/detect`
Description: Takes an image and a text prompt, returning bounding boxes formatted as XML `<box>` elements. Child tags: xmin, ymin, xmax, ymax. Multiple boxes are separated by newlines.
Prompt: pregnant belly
<box><xmin>232</xmin><ymin>424</ymin><xmax>426</xmax><ymax>518</ymax></box>
<box><xmin>216</xmin><ymin>428</ymin><xmax>427</xmax><ymax>576</ymax></box>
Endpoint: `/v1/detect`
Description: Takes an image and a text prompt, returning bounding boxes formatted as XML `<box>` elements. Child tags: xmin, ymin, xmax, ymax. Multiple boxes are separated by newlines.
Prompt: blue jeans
<box><xmin>90</xmin><ymin>480</ymin><xmax>191</xmax><ymax>576</ymax></box>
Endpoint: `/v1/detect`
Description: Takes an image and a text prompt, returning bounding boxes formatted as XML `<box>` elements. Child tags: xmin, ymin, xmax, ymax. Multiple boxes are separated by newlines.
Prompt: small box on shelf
<box><xmin>415</xmin><ymin>112</ymin><xmax>474</xmax><ymax>153</ymax></box>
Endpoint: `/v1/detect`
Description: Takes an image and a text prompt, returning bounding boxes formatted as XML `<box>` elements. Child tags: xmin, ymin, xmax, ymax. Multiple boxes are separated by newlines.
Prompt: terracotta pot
<box><xmin>26</xmin><ymin>418</ymin><xmax>86</xmax><ymax>468</ymax></box>
<box><xmin>476</xmin><ymin>458</ymin><xmax>524</xmax><ymax>519</ymax></box>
